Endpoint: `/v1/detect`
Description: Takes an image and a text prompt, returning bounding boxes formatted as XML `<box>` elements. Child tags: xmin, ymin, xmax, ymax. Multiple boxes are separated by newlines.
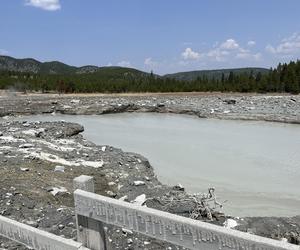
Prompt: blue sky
<box><xmin>1</xmin><ymin>0</ymin><xmax>300</xmax><ymax>74</ymax></box>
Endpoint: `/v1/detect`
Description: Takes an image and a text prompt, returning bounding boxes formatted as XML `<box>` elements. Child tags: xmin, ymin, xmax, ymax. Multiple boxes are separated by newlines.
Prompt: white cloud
<box><xmin>25</xmin><ymin>0</ymin><xmax>61</xmax><ymax>11</ymax></box>
<box><xmin>247</xmin><ymin>40</ymin><xmax>256</xmax><ymax>47</ymax></box>
<box><xmin>207</xmin><ymin>48</ymin><xmax>229</xmax><ymax>62</ymax></box>
<box><xmin>266</xmin><ymin>33</ymin><xmax>300</xmax><ymax>54</ymax></box>
<box><xmin>282</xmin><ymin>32</ymin><xmax>299</xmax><ymax>43</ymax></box>
<box><xmin>265</xmin><ymin>44</ymin><xmax>276</xmax><ymax>54</ymax></box>
<box><xmin>238</xmin><ymin>48</ymin><xmax>250</xmax><ymax>53</ymax></box>
<box><xmin>117</xmin><ymin>61</ymin><xmax>132</xmax><ymax>68</ymax></box>
<box><xmin>144</xmin><ymin>57</ymin><xmax>158</xmax><ymax>67</ymax></box>
<box><xmin>236</xmin><ymin>52</ymin><xmax>261</xmax><ymax>61</ymax></box>
<box><xmin>208</xmin><ymin>38</ymin><xmax>262</xmax><ymax>62</ymax></box>
<box><xmin>0</xmin><ymin>49</ymin><xmax>9</xmax><ymax>55</ymax></box>
<box><xmin>106</xmin><ymin>62</ymin><xmax>113</xmax><ymax>67</ymax></box>
<box><xmin>220</xmin><ymin>39</ymin><xmax>240</xmax><ymax>50</ymax></box>
<box><xmin>181</xmin><ymin>48</ymin><xmax>201</xmax><ymax>60</ymax></box>
<box><xmin>180</xmin><ymin>38</ymin><xmax>262</xmax><ymax>63</ymax></box>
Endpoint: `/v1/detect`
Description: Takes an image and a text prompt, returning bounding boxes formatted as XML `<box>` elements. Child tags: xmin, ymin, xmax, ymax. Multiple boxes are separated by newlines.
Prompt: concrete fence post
<box><xmin>73</xmin><ymin>175</ymin><xmax>106</xmax><ymax>250</ymax></box>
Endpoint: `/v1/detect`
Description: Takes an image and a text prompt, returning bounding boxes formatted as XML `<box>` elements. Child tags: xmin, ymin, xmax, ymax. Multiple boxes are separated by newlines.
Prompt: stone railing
<box><xmin>73</xmin><ymin>175</ymin><xmax>299</xmax><ymax>250</ymax></box>
<box><xmin>0</xmin><ymin>175</ymin><xmax>298</xmax><ymax>250</ymax></box>
<box><xmin>0</xmin><ymin>215</ymin><xmax>88</xmax><ymax>250</ymax></box>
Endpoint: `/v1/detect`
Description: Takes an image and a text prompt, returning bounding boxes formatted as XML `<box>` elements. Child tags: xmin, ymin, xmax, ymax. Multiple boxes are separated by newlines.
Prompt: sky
<box><xmin>1</xmin><ymin>0</ymin><xmax>300</xmax><ymax>75</ymax></box>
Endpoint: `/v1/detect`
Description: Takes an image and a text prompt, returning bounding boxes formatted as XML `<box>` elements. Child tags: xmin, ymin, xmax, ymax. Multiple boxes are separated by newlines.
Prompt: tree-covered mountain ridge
<box><xmin>0</xmin><ymin>56</ymin><xmax>299</xmax><ymax>93</ymax></box>
<box><xmin>0</xmin><ymin>55</ymin><xmax>144</xmax><ymax>75</ymax></box>
<box><xmin>165</xmin><ymin>68</ymin><xmax>270</xmax><ymax>81</ymax></box>
<box><xmin>0</xmin><ymin>55</ymin><xmax>269</xmax><ymax>79</ymax></box>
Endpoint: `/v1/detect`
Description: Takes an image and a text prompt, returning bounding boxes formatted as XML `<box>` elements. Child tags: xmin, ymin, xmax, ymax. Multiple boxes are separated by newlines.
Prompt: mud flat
<box><xmin>0</xmin><ymin>93</ymin><xmax>299</xmax><ymax>249</ymax></box>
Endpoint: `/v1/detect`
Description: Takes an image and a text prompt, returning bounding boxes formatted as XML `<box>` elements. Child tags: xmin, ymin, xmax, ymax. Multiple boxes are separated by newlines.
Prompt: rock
<box><xmin>25</xmin><ymin>220</ymin><xmax>38</xmax><ymax>228</ymax></box>
<box><xmin>58</xmin><ymin>224</ymin><xmax>65</xmax><ymax>230</ymax></box>
<box><xmin>119</xmin><ymin>195</ymin><xmax>128</xmax><ymax>201</ymax></box>
<box><xmin>54</xmin><ymin>165</ymin><xmax>65</xmax><ymax>172</ymax></box>
<box><xmin>122</xmin><ymin>228</ymin><xmax>133</xmax><ymax>235</ymax></box>
<box><xmin>286</xmin><ymin>232</ymin><xmax>300</xmax><ymax>245</ymax></box>
<box><xmin>106</xmin><ymin>191</ymin><xmax>117</xmax><ymax>197</ymax></box>
<box><xmin>173</xmin><ymin>183</ymin><xmax>184</xmax><ymax>191</ymax></box>
<box><xmin>19</xmin><ymin>144</ymin><xmax>34</xmax><ymax>148</ymax></box>
<box><xmin>50</xmin><ymin>187</ymin><xmax>68</xmax><ymax>196</ymax></box>
<box><xmin>133</xmin><ymin>181</ymin><xmax>145</xmax><ymax>186</ymax></box>
<box><xmin>5</xmin><ymin>193</ymin><xmax>13</xmax><ymax>198</ymax></box>
<box><xmin>20</xmin><ymin>167</ymin><xmax>29</xmax><ymax>172</ymax></box>
<box><xmin>132</xmin><ymin>194</ymin><xmax>146</xmax><ymax>206</ymax></box>
<box><xmin>1</xmin><ymin>208</ymin><xmax>12</xmax><ymax>216</ymax></box>
<box><xmin>145</xmin><ymin>197</ymin><xmax>195</xmax><ymax>214</ymax></box>
<box><xmin>67</xmin><ymin>222</ymin><xmax>75</xmax><ymax>227</ymax></box>
<box><xmin>70</xmin><ymin>99</ymin><xmax>80</xmax><ymax>104</ymax></box>
<box><xmin>127</xmin><ymin>238</ymin><xmax>133</xmax><ymax>244</ymax></box>
<box><xmin>46</xmin><ymin>186</ymin><xmax>54</xmax><ymax>192</ymax></box>
<box><xmin>61</xmin><ymin>123</ymin><xmax>84</xmax><ymax>137</ymax></box>
<box><xmin>224</xmin><ymin>218</ymin><xmax>238</xmax><ymax>229</ymax></box>
<box><xmin>224</xmin><ymin>99</ymin><xmax>236</xmax><ymax>104</ymax></box>
<box><xmin>22</xmin><ymin>200</ymin><xmax>35</xmax><ymax>209</ymax></box>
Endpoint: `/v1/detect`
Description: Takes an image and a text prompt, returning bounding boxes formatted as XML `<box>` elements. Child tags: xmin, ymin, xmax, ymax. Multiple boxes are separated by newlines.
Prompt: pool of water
<box><xmin>14</xmin><ymin>113</ymin><xmax>300</xmax><ymax>217</ymax></box>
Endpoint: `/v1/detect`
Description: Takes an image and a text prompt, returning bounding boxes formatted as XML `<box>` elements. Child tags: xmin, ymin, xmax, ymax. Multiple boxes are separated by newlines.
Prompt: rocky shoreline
<box><xmin>0</xmin><ymin>92</ymin><xmax>299</xmax><ymax>124</ymax></box>
<box><xmin>0</xmin><ymin>92</ymin><xmax>299</xmax><ymax>249</ymax></box>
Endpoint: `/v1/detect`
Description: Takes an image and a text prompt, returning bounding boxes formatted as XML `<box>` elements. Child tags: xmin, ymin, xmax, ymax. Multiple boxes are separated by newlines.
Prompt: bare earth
<box><xmin>0</xmin><ymin>92</ymin><xmax>299</xmax><ymax>249</ymax></box>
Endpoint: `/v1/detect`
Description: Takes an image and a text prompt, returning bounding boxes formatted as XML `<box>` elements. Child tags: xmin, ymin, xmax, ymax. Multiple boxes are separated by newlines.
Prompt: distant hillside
<box><xmin>0</xmin><ymin>56</ymin><xmax>299</xmax><ymax>93</ymax></box>
<box><xmin>0</xmin><ymin>56</ymin><xmax>110</xmax><ymax>75</ymax></box>
<box><xmin>1</xmin><ymin>56</ymin><xmax>271</xmax><ymax>80</ymax></box>
<box><xmin>164</xmin><ymin>68</ymin><xmax>270</xmax><ymax>81</ymax></box>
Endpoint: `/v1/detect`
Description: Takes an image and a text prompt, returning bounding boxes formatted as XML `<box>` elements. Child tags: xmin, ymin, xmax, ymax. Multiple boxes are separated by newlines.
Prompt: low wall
<box><xmin>74</xmin><ymin>189</ymin><xmax>299</xmax><ymax>250</ymax></box>
<box><xmin>0</xmin><ymin>215</ymin><xmax>87</xmax><ymax>250</ymax></box>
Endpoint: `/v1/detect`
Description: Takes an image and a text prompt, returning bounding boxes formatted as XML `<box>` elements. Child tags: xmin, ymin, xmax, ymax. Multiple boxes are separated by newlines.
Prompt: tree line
<box><xmin>0</xmin><ymin>60</ymin><xmax>299</xmax><ymax>94</ymax></box>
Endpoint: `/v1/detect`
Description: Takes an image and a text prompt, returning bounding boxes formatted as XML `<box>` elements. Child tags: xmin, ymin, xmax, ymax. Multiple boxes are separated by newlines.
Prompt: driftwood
<box><xmin>146</xmin><ymin>187</ymin><xmax>225</xmax><ymax>221</ymax></box>
<box><xmin>189</xmin><ymin>187</ymin><xmax>224</xmax><ymax>221</ymax></box>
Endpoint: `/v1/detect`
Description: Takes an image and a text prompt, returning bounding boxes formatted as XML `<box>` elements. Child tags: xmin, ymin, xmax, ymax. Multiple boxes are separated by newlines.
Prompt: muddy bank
<box><xmin>0</xmin><ymin>120</ymin><xmax>226</xmax><ymax>249</ymax></box>
<box><xmin>0</xmin><ymin>93</ymin><xmax>299</xmax><ymax>249</ymax></box>
<box><xmin>0</xmin><ymin>93</ymin><xmax>299</xmax><ymax>124</ymax></box>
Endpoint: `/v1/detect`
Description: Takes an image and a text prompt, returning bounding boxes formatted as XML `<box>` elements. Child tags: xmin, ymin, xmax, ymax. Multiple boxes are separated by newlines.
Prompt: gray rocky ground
<box><xmin>0</xmin><ymin>92</ymin><xmax>299</xmax><ymax>249</ymax></box>
<box><xmin>0</xmin><ymin>92</ymin><xmax>299</xmax><ymax>124</ymax></box>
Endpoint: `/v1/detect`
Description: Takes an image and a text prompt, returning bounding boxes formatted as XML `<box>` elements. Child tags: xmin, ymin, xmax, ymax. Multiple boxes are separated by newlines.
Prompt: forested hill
<box><xmin>0</xmin><ymin>56</ymin><xmax>269</xmax><ymax>79</ymax></box>
<box><xmin>0</xmin><ymin>56</ymin><xmax>299</xmax><ymax>93</ymax></box>
<box><xmin>0</xmin><ymin>56</ymin><xmax>124</xmax><ymax>75</ymax></box>
<box><xmin>164</xmin><ymin>68</ymin><xmax>269</xmax><ymax>81</ymax></box>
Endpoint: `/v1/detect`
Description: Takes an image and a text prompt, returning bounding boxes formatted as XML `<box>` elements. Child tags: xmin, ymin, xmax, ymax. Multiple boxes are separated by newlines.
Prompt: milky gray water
<box><xmin>17</xmin><ymin>113</ymin><xmax>300</xmax><ymax>217</ymax></box>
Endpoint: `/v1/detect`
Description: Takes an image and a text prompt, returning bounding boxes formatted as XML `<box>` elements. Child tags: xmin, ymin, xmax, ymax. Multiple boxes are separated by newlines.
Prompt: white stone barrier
<box><xmin>74</xmin><ymin>189</ymin><xmax>299</xmax><ymax>250</ymax></box>
<box><xmin>0</xmin><ymin>215</ymin><xmax>88</xmax><ymax>250</ymax></box>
